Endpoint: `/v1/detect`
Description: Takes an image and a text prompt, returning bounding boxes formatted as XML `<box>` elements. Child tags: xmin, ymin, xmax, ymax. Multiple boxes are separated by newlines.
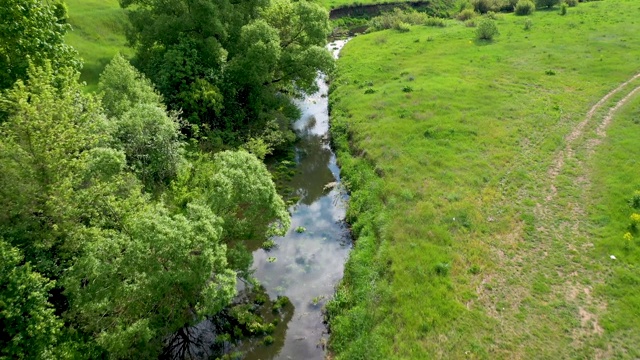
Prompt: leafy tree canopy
<box><xmin>0</xmin><ymin>61</ymin><xmax>290</xmax><ymax>357</ymax></box>
<box><xmin>0</xmin><ymin>240</ymin><xmax>62</xmax><ymax>360</ymax></box>
<box><xmin>120</xmin><ymin>0</ymin><xmax>334</xmax><ymax>143</ymax></box>
<box><xmin>0</xmin><ymin>0</ymin><xmax>79</xmax><ymax>92</ymax></box>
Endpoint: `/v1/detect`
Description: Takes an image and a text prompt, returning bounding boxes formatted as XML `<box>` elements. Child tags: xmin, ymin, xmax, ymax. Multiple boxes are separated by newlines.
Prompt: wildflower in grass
<box><xmin>630</xmin><ymin>213</ymin><xmax>640</xmax><ymax>228</ymax></box>
<box><xmin>623</xmin><ymin>232</ymin><xmax>633</xmax><ymax>250</ymax></box>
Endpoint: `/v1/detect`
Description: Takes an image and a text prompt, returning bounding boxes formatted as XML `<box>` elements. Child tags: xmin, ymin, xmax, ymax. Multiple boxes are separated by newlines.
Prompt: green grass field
<box><xmin>328</xmin><ymin>1</ymin><xmax>640</xmax><ymax>358</ymax></box>
<box><xmin>65</xmin><ymin>0</ymin><xmax>131</xmax><ymax>91</ymax></box>
<box><xmin>589</xmin><ymin>93</ymin><xmax>640</xmax><ymax>358</ymax></box>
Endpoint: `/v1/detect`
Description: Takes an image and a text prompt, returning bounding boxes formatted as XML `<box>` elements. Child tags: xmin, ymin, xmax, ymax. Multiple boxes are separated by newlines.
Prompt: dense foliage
<box><xmin>0</xmin><ymin>0</ymin><xmax>79</xmax><ymax>92</ymax></box>
<box><xmin>120</xmin><ymin>0</ymin><xmax>334</xmax><ymax>146</ymax></box>
<box><xmin>0</xmin><ymin>1</ymin><xmax>292</xmax><ymax>355</ymax></box>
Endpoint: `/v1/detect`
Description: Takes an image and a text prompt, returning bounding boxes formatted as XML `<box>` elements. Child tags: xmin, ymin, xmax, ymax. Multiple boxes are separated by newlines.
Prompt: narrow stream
<box><xmin>242</xmin><ymin>39</ymin><xmax>351</xmax><ymax>360</ymax></box>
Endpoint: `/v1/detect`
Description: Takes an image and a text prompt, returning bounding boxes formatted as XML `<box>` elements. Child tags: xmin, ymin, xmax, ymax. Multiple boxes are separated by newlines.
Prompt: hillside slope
<box><xmin>65</xmin><ymin>0</ymin><xmax>131</xmax><ymax>91</ymax></box>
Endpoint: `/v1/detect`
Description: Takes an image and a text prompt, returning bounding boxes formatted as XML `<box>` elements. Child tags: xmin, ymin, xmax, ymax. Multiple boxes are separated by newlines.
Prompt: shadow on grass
<box><xmin>80</xmin><ymin>57</ymin><xmax>112</xmax><ymax>88</ymax></box>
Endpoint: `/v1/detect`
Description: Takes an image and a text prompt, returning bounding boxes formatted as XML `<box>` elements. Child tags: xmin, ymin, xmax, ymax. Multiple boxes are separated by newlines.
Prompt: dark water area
<box><xmin>240</xmin><ymin>40</ymin><xmax>352</xmax><ymax>360</ymax></box>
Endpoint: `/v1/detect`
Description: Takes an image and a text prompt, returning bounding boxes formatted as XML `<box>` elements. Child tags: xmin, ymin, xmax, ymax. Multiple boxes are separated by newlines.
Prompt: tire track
<box><xmin>546</xmin><ymin>73</ymin><xmax>640</xmax><ymax>201</ymax></box>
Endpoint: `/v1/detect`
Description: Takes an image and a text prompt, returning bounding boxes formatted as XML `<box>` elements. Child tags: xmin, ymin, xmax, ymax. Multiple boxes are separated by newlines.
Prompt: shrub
<box><xmin>425</xmin><ymin>17</ymin><xmax>447</xmax><ymax>27</ymax></box>
<box><xmin>565</xmin><ymin>0</ymin><xmax>578</xmax><ymax>6</ymax></box>
<box><xmin>536</xmin><ymin>0</ymin><xmax>560</xmax><ymax>8</ymax></box>
<box><xmin>476</xmin><ymin>18</ymin><xmax>499</xmax><ymax>40</ymax></box>
<box><xmin>369</xmin><ymin>8</ymin><xmax>444</xmax><ymax>31</ymax></box>
<box><xmin>486</xmin><ymin>11</ymin><xmax>500</xmax><ymax>20</ymax></box>
<box><xmin>502</xmin><ymin>0</ymin><xmax>520</xmax><ymax>11</ymax></box>
<box><xmin>393</xmin><ymin>21</ymin><xmax>411</xmax><ymax>32</ymax></box>
<box><xmin>472</xmin><ymin>0</ymin><xmax>494</xmax><ymax>13</ymax></box>
<box><xmin>524</xmin><ymin>18</ymin><xmax>533</xmax><ymax>30</ymax></box>
<box><xmin>515</xmin><ymin>0</ymin><xmax>535</xmax><ymax>15</ymax></box>
<box><xmin>457</xmin><ymin>8</ymin><xmax>477</xmax><ymax>21</ymax></box>
<box><xmin>465</xmin><ymin>19</ymin><xmax>477</xmax><ymax>27</ymax></box>
<box><xmin>559</xmin><ymin>2</ymin><xmax>568</xmax><ymax>14</ymax></box>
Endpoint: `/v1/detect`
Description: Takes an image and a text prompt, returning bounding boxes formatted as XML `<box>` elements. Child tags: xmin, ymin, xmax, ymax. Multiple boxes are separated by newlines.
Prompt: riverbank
<box><xmin>326</xmin><ymin>1</ymin><xmax>640</xmax><ymax>358</ymax></box>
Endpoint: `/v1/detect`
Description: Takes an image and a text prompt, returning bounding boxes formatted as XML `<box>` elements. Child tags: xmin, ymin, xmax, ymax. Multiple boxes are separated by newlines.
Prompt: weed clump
<box><xmin>524</xmin><ymin>18</ymin><xmax>533</xmax><ymax>30</ymax></box>
<box><xmin>435</xmin><ymin>262</ymin><xmax>450</xmax><ymax>276</ymax></box>
<box><xmin>476</xmin><ymin>19</ymin><xmax>499</xmax><ymax>40</ymax></box>
<box><xmin>262</xmin><ymin>239</ymin><xmax>277</xmax><ymax>251</ymax></box>
<box><xmin>515</xmin><ymin>0</ymin><xmax>535</xmax><ymax>15</ymax></box>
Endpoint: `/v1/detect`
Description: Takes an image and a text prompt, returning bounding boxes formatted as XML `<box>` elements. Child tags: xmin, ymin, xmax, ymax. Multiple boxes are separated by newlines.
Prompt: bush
<box><xmin>536</xmin><ymin>0</ymin><xmax>560</xmax><ymax>8</ymax></box>
<box><xmin>515</xmin><ymin>0</ymin><xmax>535</xmax><ymax>15</ymax></box>
<box><xmin>472</xmin><ymin>0</ymin><xmax>494</xmax><ymax>13</ymax></box>
<box><xmin>486</xmin><ymin>11</ymin><xmax>500</xmax><ymax>20</ymax></box>
<box><xmin>565</xmin><ymin>0</ymin><xmax>578</xmax><ymax>6</ymax></box>
<box><xmin>465</xmin><ymin>19</ymin><xmax>477</xmax><ymax>27</ymax></box>
<box><xmin>476</xmin><ymin>18</ymin><xmax>499</xmax><ymax>40</ymax></box>
<box><xmin>457</xmin><ymin>8</ymin><xmax>477</xmax><ymax>21</ymax></box>
<box><xmin>502</xmin><ymin>0</ymin><xmax>520</xmax><ymax>11</ymax></box>
<box><xmin>369</xmin><ymin>8</ymin><xmax>443</xmax><ymax>31</ymax></box>
<box><xmin>559</xmin><ymin>2</ymin><xmax>568</xmax><ymax>14</ymax></box>
<box><xmin>393</xmin><ymin>21</ymin><xmax>411</xmax><ymax>32</ymax></box>
<box><xmin>425</xmin><ymin>17</ymin><xmax>447</xmax><ymax>27</ymax></box>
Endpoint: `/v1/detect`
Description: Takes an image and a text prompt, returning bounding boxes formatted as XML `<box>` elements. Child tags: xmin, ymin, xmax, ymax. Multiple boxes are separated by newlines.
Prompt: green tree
<box><xmin>98</xmin><ymin>54</ymin><xmax>162</xmax><ymax>119</ymax></box>
<box><xmin>64</xmin><ymin>203</ymin><xmax>236</xmax><ymax>358</ymax></box>
<box><xmin>99</xmin><ymin>55</ymin><xmax>184</xmax><ymax>190</ymax></box>
<box><xmin>111</xmin><ymin>103</ymin><xmax>185</xmax><ymax>189</ymax></box>
<box><xmin>0</xmin><ymin>63</ymin><xmax>110</xmax><ymax>276</ymax></box>
<box><xmin>0</xmin><ymin>0</ymin><xmax>79</xmax><ymax>92</ymax></box>
<box><xmin>0</xmin><ymin>240</ymin><xmax>63</xmax><ymax>360</ymax></box>
<box><xmin>1</xmin><ymin>62</ymin><xmax>290</xmax><ymax>357</ymax></box>
<box><xmin>120</xmin><ymin>0</ymin><xmax>333</xmax><ymax>141</ymax></box>
<box><xmin>476</xmin><ymin>18</ymin><xmax>499</xmax><ymax>40</ymax></box>
<box><xmin>169</xmin><ymin>151</ymin><xmax>290</xmax><ymax>243</ymax></box>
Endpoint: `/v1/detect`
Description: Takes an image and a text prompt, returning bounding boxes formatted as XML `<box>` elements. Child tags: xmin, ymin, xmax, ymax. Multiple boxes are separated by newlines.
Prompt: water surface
<box><xmin>242</xmin><ymin>40</ymin><xmax>352</xmax><ymax>360</ymax></box>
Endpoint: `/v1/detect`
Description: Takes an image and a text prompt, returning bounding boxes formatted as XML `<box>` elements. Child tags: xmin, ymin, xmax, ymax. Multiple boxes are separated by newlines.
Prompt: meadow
<box><xmin>65</xmin><ymin>0</ymin><xmax>131</xmax><ymax>91</ymax></box>
<box><xmin>327</xmin><ymin>1</ymin><xmax>640</xmax><ymax>358</ymax></box>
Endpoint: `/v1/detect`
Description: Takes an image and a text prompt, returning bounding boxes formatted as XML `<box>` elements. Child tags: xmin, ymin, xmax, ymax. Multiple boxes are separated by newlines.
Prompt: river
<box><xmin>167</xmin><ymin>40</ymin><xmax>351</xmax><ymax>360</ymax></box>
<box><xmin>240</xmin><ymin>39</ymin><xmax>351</xmax><ymax>360</ymax></box>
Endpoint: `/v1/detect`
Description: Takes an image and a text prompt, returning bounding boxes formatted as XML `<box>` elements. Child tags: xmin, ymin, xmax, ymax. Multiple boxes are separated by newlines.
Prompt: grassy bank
<box><xmin>327</xmin><ymin>0</ymin><xmax>640</xmax><ymax>358</ymax></box>
<box><xmin>65</xmin><ymin>0</ymin><xmax>131</xmax><ymax>91</ymax></box>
